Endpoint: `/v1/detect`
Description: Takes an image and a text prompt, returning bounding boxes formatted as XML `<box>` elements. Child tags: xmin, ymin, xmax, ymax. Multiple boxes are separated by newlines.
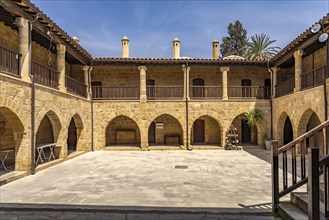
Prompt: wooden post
<box><xmin>272</xmin><ymin>140</ymin><xmax>279</xmax><ymax>214</ymax></box>
<box><xmin>308</xmin><ymin>147</ymin><xmax>320</xmax><ymax>220</ymax></box>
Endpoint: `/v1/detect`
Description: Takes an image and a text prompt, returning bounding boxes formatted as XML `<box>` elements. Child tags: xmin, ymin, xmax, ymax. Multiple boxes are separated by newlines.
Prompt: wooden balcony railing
<box><xmin>91</xmin><ymin>86</ymin><xmax>140</xmax><ymax>100</ymax></box>
<box><xmin>31</xmin><ymin>61</ymin><xmax>59</xmax><ymax>89</ymax></box>
<box><xmin>190</xmin><ymin>86</ymin><xmax>222</xmax><ymax>99</ymax></box>
<box><xmin>147</xmin><ymin>86</ymin><xmax>183</xmax><ymax>99</ymax></box>
<box><xmin>228</xmin><ymin>86</ymin><xmax>269</xmax><ymax>99</ymax></box>
<box><xmin>276</xmin><ymin>78</ymin><xmax>295</xmax><ymax>97</ymax></box>
<box><xmin>301</xmin><ymin>65</ymin><xmax>326</xmax><ymax>90</ymax></box>
<box><xmin>0</xmin><ymin>45</ymin><xmax>20</xmax><ymax>76</ymax></box>
<box><xmin>65</xmin><ymin>76</ymin><xmax>87</xmax><ymax>98</ymax></box>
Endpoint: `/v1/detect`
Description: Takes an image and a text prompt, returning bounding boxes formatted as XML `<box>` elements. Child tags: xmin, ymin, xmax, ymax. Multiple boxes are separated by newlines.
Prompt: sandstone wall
<box><xmin>0</xmin><ymin>22</ymin><xmax>19</xmax><ymax>52</ymax></box>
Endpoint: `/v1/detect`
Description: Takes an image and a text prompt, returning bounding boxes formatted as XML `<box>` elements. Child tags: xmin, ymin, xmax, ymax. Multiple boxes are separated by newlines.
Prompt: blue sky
<box><xmin>31</xmin><ymin>0</ymin><xmax>328</xmax><ymax>58</ymax></box>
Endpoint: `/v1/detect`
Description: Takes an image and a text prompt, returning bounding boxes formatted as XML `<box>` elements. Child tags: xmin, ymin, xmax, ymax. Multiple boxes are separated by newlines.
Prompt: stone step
<box><xmin>291</xmin><ymin>192</ymin><xmax>325</xmax><ymax>218</ymax></box>
<box><xmin>277</xmin><ymin>202</ymin><xmax>308</xmax><ymax>220</ymax></box>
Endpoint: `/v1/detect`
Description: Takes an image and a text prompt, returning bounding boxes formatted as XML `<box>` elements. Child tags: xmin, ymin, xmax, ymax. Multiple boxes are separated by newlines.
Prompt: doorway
<box><xmin>67</xmin><ymin>118</ymin><xmax>77</xmax><ymax>154</ymax></box>
<box><xmin>241</xmin><ymin>119</ymin><xmax>251</xmax><ymax>143</ymax></box>
<box><xmin>241</xmin><ymin>79</ymin><xmax>251</xmax><ymax>97</ymax></box>
<box><xmin>146</xmin><ymin>79</ymin><xmax>155</xmax><ymax>98</ymax></box>
<box><xmin>148</xmin><ymin>122</ymin><xmax>156</xmax><ymax>144</ymax></box>
<box><xmin>283</xmin><ymin>117</ymin><xmax>293</xmax><ymax>145</ymax></box>
<box><xmin>264</xmin><ymin>78</ymin><xmax>271</xmax><ymax>98</ymax></box>
<box><xmin>192</xmin><ymin>78</ymin><xmax>205</xmax><ymax>98</ymax></box>
<box><xmin>193</xmin><ymin>119</ymin><xmax>205</xmax><ymax>143</ymax></box>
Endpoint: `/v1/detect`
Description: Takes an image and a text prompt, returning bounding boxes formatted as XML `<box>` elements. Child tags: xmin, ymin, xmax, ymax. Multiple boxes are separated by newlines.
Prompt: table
<box><xmin>0</xmin><ymin>149</ymin><xmax>15</xmax><ymax>172</ymax></box>
<box><xmin>35</xmin><ymin>143</ymin><xmax>56</xmax><ymax>165</ymax></box>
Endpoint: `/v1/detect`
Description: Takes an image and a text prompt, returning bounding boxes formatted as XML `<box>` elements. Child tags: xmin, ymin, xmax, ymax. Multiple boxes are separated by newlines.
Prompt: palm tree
<box><xmin>244</xmin><ymin>108</ymin><xmax>263</xmax><ymax>128</ymax></box>
<box><xmin>244</xmin><ymin>33</ymin><xmax>281</xmax><ymax>61</ymax></box>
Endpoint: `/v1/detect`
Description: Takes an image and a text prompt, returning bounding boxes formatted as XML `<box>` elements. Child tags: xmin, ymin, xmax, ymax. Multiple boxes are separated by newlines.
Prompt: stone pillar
<box><xmin>16</xmin><ymin>17</ymin><xmax>30</xmax><ymax>82</ymax></box>
<box><xmin>82</xmin><ymin>65</ymin><xmax>91</xmax><ymax>100</ymax></box>
<box><xmin>270</xmin><ymin>67</ymin><xmax>278</xmax><ymax>98</ymax></box>
<box><xmin>138</xmin><ymin>66</ymin><xmax>147</xmax><ymax>102</ymax></box>
<box><xmin>212</xmin><ymin>39</ymin><xmax>219</xmax><ymax>59</ymax></box>
<box><xmin>182</xmin><ymin>65</ymin><xmax>190</xmax><ymax>99</ymax></box>
<box><xmin>220</xmin><ymin>67</ymin><xmax>229</xmax><ymax>100</ymax></box>
<box><xmin>294</xmin><ymin>49</ymin><xmax>303</xmax><ymax>92</ymax></box>
<box><xmin>56</xmin><ymin>44</ymin><xmax>66</xmax><ymax>92</ymax></box>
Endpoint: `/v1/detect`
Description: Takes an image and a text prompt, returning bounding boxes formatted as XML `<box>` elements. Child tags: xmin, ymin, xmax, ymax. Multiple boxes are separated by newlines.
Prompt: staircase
<box><xmin>278</xmin><ymin>183</ymin><xmax>327</xmax><ymax>219</ymax></box>
<box><xmin>272</xmin><ymin>120</ymin><xmax>329</xmax><ymax>220</ymax></box>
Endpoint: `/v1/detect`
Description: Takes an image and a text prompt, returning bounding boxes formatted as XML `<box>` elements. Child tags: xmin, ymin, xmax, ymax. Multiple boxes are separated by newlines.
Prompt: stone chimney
<box><xmin>72</xmin><ymin>36</ymin><xmax>80</xmax><ymax>44</ymax></box>
<box><xmin>173</xmin><ymin>37</ymin><xmax>180</xmax><ymax>59</ymax></box>
<box><xmin>212</xmin><ymin>39</ymin><xmax>219</xmax><ymax>59</ymax></box>
<box><xmin>121</xmin><ymin>36</ymin><xmax>129</xmax><ymax>58</ymax></box>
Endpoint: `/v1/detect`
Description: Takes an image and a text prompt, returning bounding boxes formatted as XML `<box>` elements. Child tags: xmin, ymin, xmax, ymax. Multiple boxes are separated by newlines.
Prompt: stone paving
<box><xmin>0</xmin><ymin>149</ymin><xmax>285</xmax><ymax>219</ymax></box>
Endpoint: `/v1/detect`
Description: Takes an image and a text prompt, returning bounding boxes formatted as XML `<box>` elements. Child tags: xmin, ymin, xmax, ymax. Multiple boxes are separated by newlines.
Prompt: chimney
<box><xmin>121</xmin><ymin>36</ymin><xmax>129</xmax><ymax>58</ymax></box>
<box><xmin>72</xmin><ymin>36</ymin><xmax>80</xmax><ymax>44</ymax></box>
<box><xmin>173</xmin><ymin>37</ymin><xmax>180</xmax><ymax>59</ymax></box>
<box><xmin>212</xmin><ymin>39</ymin><xmax>219</xmax><ymax>59</ymax></box>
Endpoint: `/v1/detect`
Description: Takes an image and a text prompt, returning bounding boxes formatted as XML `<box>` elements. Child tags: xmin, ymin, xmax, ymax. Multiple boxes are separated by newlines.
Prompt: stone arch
<box><xmin>297</xmin><ymin>109</ymin><xmax>323</xmax><ymax>153</ymax></box>
<box><xmin>190</xmin><ymin>115</ymin><xmax>221</xmax><ymax>146</ymax></box>
<box><xmin>0</xmin><ymin>106</ymin><xmax>24</xmax><ymax>172</ymax></box>
<box><xmin>36</xmin><ymin>110</ymin><xmax>62</xmax><ymax>145</ymax></box>
<box><xmin>230</xmin><ymin>113</ymin><xmax>259</xmax><ymax>146</ymax></box>
<box><xmin>148</xmin><ymin>114</ymin><xmax>183</xmax><ymax>146</ymax></box>
<box><xmin>67</xmin><ymin>114</ymin><xmax>84</xmax><ymax>154</ymax></box>
<box><xmin>106</xmin><ymin>115</ymin><xmax>141</xmax><ymax>147</ymax></box>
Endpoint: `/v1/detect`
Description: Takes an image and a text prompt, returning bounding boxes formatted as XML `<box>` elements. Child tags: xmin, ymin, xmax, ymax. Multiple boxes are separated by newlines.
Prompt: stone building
<box><xmin>0</xmin><ymin>0</ymin><xmax>328</xmax><ymax>178</ymax></box>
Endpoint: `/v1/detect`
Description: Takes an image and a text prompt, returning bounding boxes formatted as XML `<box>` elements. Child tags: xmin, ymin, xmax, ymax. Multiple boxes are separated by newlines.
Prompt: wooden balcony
<box><xmin>31</xmin><ymin>61</ymin><xmax>59</xmax><ymax>89</ymax></box>
<box><xmin>276</xmin><ymin>78</ymin><xmax>295</xmax><ymax>98</ymax></box>
<box><xmin>228</xmin><ymin>86</ymin><xmax>270</xmax><ymax>99</ymax></box>
<box><xmin>91</xmin><ymin>85</ymin><xmax>140</xmax><ymax>100</ymax></box>
<box><xmin>0</xmin><ymin>45</ymin><xmax>20</xmax><ymax>76</ymax></box>
<box><xmin>190</xmin><ymin>86</ymin><xmax>222</xmax><ymax>99</ymax></box>
<box><xmin>65</xmin><ymin>76</ymin><xmax>87</xmax><ymax>98</ymax></box>
<box><xmin>147</xmin><ymin>86</ymin><xmax>183</xmax><ymax>99</ymax></box>
<box><xmin>301</xmin><ymin>65</ymin><xmax>326</xmax><ymax>90</ymax></box>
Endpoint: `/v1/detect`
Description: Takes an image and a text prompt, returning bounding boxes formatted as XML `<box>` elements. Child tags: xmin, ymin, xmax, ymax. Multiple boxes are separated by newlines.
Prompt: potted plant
<box><xmin>244</xmin><ymin>108</ymin><xmax>270</xmax><ymax>149</ymax></box>
<box><xmin>263</xmin><ymin>132</ymin><xmax>272</xmax><ymax>150</ymax></box>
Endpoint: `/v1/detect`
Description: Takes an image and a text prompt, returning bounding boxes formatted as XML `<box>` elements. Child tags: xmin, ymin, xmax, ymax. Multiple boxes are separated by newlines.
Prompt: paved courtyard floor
<box><xmin>0</xmin><ymin>150</ymin><xmax>283</xmax><ymax>219</ymax></box>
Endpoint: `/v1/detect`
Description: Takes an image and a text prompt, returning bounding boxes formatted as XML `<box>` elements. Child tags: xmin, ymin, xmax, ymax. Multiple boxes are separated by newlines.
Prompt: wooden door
<box><xmin>241</xmin><ymin>119</ymin><xmax>251</xmax><ymax>143</ymax></box>
<box><xmin>146</xmin><ymin>79</ymin><xmax>155</xmax><ymax>98</ymax></box>
<box><xmin>148</xmin><ymin>122</ymin><xmax>156</xmax><ymax>144</ymax></box>
<box><xmin>264</xmin><ymin>78</ymin><xmax>271</xmax><ymax>99</ymax></box>
<box><xmin>192</xmin><ymin>78</ymin><xmax>205</xmax><ymax>98</ymax></box>
<box><xmin>241</xmin><ymin>79</ymin><xmax>251</xmax><ymax>97</ymax></box>
<box><xmin>193</xmin><ymin>119</ymin><xmax>205</xmax><ymax>143</ymax></box>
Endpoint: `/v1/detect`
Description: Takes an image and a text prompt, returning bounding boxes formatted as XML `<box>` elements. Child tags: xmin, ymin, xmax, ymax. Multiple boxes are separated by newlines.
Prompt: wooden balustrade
<box><xmin>147</xmin><ymin>85</ymin><xmax>183</xmax><ymax>99</ymax></box>
<box><xmin>91</xmin><ymin>86</ymin><xmax>140</xmax><ymax>100</ymax></box>
<box><xmin>0</xmin><ymin>45</ymin><xmax>20</xmax><ymax>76</ymax></box>
<box><xmin>301</xmin><ymin>65</ymin><xmax>326</xmax><ymax>90</ymax></box>
<box><xmin>228</xmin><ymin>86</ymin><xmax>267</xmax><ymax>99</ymax></box>
<box><xmin>65</xmin><ymin>76</ymin><xmax>87</xmax><ymax>97</ymax></box>
<box><xmin>275</xmin><ymin>78</ymin><xmax>295</xmax><ymax>97</ymax></box>
<box><xmin>190</xmin><ymin>86</ymin><xmax>222</xmax><ymax>99</ymax></box>
<box><xmin>272</xmin><ymin>120</ymin><xmax>329</xmax><ymax>219</ymax></box>
<box><xmin>31</xmin><ymin>61</ymin><xmax>59</xmax><ymax>88</ymax></box>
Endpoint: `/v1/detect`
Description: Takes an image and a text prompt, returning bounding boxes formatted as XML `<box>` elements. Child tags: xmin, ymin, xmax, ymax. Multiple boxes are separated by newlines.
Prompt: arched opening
<box><xmin>298</xmin><ymin>109</ymin><xmax>323</xmax><ymax>154</ymax></box>
<box><xmin>283</xmin><ymin>117</ymin><xmax>293</xmax><ymax>145</ymax></box>
<box><xmin>191</xmin><ymin>116</ymin><xmax>221</xmax><ymax>146</ymax></box>
<box><xmin>67</xmin><ymin>114</ymin><xmax>83</xmax><ymax>154</ymax></box>
<box><xmin>0</xmin><ymin>107</ymin><xmax>24</xmax><ymax>174</ymax></box>
<box><xmin>148</xmin><ymin>114</ymin><xmax>183</xmax><ymax>146</ymax></box>
<box><xmin>231</xmin><ymin>114</ymin><xmax>258</xmax><ymax>145</ymax></box>
<box><xmin>106</xmin><ymin>115</ymin><xmax>141</xmax><ymax>147</ymax></box>
<box><xmin>36</xmin><ymin>111</ymin><xmax>62</xmax><ymax>164</ymax></box>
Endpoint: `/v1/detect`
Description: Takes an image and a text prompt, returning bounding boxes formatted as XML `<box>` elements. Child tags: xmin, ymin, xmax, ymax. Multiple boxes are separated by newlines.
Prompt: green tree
<box><xmin>244</xmin><ymin>33</ymin><xmax>281</xmax><ymax>61</ymax></box>
<box><xmin>220</xmin><ymin>20</ymin><xmax>248</xmax><ymax>57</ymax></box>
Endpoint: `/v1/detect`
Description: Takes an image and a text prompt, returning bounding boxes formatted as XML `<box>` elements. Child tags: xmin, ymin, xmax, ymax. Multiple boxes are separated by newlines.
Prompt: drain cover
<box><xmin>175</xmin><ymin>165</ymin><xmax>188</xmax><ymax>169</ymax></box>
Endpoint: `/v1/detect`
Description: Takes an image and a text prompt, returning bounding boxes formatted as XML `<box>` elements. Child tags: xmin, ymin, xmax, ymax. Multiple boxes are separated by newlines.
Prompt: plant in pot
<box><xmin>244</xmin><ymin>108</ymin><xmax>271</xmax><ymax>149</ymax></box>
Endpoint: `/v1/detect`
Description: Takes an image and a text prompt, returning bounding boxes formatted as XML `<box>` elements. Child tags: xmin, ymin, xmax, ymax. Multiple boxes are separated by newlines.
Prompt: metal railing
<box><xmin>0</xmin><ymin>45</ymin><xmax>20</xmax><ymax>76</ymax></box>
<box><xmin>275</xmin><ymin>78</ymin><xmax>295</xmax><ymax>97</ymax></box>
<box><xmin>31</xmin><ymin>61</ymin><xmax>59</xmax><ymax>88</ymax></box>
<box><xmin>65</xmin><ymin>76</ymin><xmax>87</xmax><ymax>98</ymax></box>
<box><xmin>91</xmin><ymin>85</ymin><xmax>140</xmax><ymax>100</ymax></box>
<box><xmin>190</xmin><ymin>86</ymin><xmax>222</xmax><ymax>99</ymax></box>
<box><xmin>228</xmin><ymin>86</ymin><xmax>269</xmax><ymax>99</ymax></box>
<box><xmin>147</xmin><ymin>85</ymin><xmax>183</xmax><ymax>99</ymax></box>
<box><xmin>301</xmin><ymin>65</ymin><xmax>327</xmax><ymax>90</ymax></box>
<box><xmin>272</xmin><ymin>120</ymin><xmax>329</xmax><ymax>219</ymax></box>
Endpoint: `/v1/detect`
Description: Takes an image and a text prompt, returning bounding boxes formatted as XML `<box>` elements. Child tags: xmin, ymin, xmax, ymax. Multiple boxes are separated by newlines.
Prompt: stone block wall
<box><xmin>92</xmin><ymin>66</ymin><xmax>139</xmax><ymax>86</ymax></box>
<box><xmin>151</xmin><ymin>114</ymin><xmax>183</xmax><ymax>145</ymax></box>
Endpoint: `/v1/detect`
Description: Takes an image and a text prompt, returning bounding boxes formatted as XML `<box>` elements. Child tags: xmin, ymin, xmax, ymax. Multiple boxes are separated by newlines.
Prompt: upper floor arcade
<box><xmin>0</xmin><ymin>0</ymin><xmax>92</xmax><ymax>99</ymax></box>
<box><xmin>91</xmin><ymin>58</ymin><xmax>271</xmax><ymax>101</ymax></box>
